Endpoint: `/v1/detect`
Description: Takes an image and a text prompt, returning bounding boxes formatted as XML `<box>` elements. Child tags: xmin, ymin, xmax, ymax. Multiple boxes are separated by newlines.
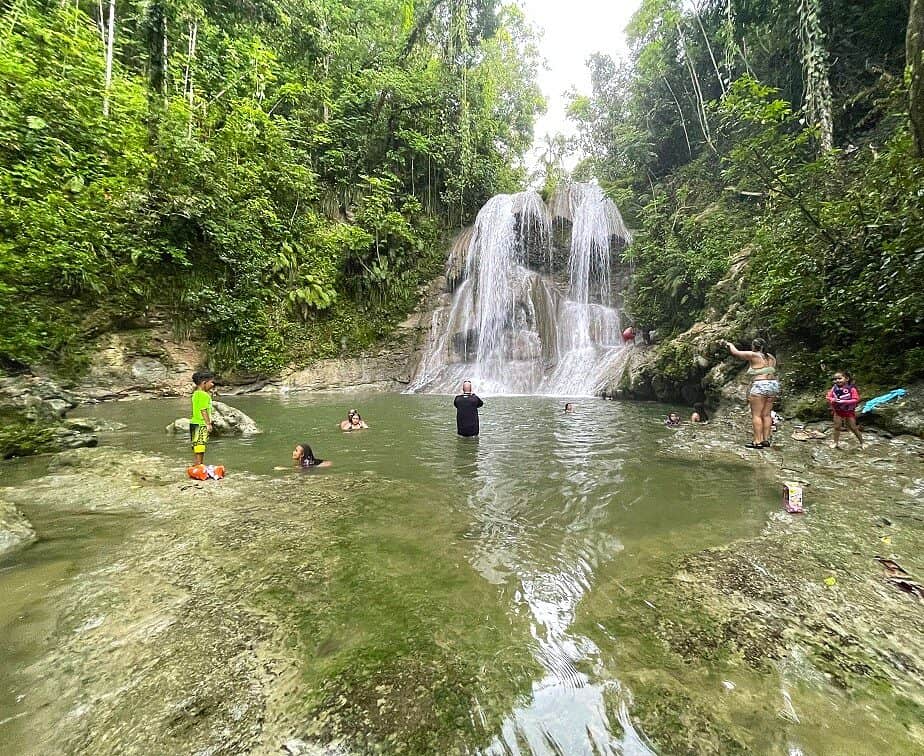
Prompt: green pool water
<box><xmin>1</xmin><ymin>393</ymin><xmax>851</xmax><ymax>754</ymax></box>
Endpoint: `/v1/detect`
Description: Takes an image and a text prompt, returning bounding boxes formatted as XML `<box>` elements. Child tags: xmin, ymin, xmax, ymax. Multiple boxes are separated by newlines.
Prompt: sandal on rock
<box><xmin>744</xmin><ymin>442</ymin><xmax>763</xmax><ymax>448</ymax></box>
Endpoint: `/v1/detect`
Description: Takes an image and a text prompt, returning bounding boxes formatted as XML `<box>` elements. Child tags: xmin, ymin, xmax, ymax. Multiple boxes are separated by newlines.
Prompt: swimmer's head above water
<box><xmin>292</xmin><ymin>443</ymin><xmax>315</xmax><ymax>463</ymax></box>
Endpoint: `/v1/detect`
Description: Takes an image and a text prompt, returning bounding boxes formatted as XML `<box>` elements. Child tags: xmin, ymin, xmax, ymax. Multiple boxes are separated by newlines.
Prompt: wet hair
<box><xmin>564</xmin><ymin>402</ymin><xmax>573</xmax><ymax>411</ymax></box>
<box><xmin>296</xmin><ymin>443</ymin><xmax>316</xmax><ymax>465</ymax></box>
<box><xmin>192</xmin><ymin>370</ymin><xmax>215</xmax><ymax>386</ymax></box>
<box><xmin>834</xmin><ymin>370</ymin><xmax>854</xmax><ymax>385</ymax></box>
<box><xmin>751</xmin><ymin>338</ymin><xmax>770</xmax><ymax>360</ymax></box>
<box><xmin>693</xmin><ymin>402</ymin><xmax>709</xmax><ymax>421</ymax></box>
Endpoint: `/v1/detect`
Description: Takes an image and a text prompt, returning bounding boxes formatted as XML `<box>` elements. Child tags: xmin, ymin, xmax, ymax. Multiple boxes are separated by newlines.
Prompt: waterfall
<box><xmin>407</xmin><ymin>183</ymin><xmax>632</xmax><ymax>396</ymax></box>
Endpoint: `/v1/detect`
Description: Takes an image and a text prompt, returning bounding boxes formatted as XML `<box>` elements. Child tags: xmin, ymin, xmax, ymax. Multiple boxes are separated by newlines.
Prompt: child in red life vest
<box><xmin>826</xmin><ymin>371</ymin><xmax>863</xmax><ymax>449</ymax></box>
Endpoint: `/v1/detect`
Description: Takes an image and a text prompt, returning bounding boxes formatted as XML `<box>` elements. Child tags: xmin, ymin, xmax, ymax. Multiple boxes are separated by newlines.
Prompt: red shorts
<box><xmin>832</xmin><ymin>407</ymin><xmax>856</xmax><ymax>419</ymax></box>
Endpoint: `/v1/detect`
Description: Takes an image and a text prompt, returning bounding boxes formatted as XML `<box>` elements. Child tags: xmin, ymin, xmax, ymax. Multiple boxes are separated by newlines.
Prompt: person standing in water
<box><xmin>189</xmin><ymin>370</ymin><xmax>215</xmax><ymax>465</ymax></box>
<box><xmin>454</xmin><ymin>380</ymin><xmax>483</xmax><ymax>437</ymax></box>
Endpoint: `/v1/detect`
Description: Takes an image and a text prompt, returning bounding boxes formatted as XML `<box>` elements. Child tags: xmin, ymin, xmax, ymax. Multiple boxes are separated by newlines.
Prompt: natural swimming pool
<box><xmin>2</xmin><ymin>393</ymin><xmax>918</xmax><ymax>754</ymax></box>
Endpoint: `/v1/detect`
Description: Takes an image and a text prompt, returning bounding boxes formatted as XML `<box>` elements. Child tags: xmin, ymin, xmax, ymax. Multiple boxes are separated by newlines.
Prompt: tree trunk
<box><xmin>909</xmin><ymin>0</ymin><xmax>924</xmax><ymax>157</ymax></box>
<box><xmin>102</xmin><ymin>0</ymin><xmax>115</xmax><ymax>116</ymax></box>
<box><xmin>693</xmin><ymin>1</ymin><xmax>726</xmax><ymax>94</ymax></box>
<box><xmin>96</xmin><ymin>0</ymin><xmax>106</xmax><ymax>47</ymax></box>
<box><xmin>662</xmin><ymin>75</ymin><xmax>693</xmax><ymax>157</ymax></box>
<box><xmin>162</xmin><ymin>11</ymin><xmax>169</xmax><ymax>104</ymax></box>
<box><xmin>184</xmin><ymin>20</ymin><xmax>198</xmax><ymax>137</ymax></box>
<box><xmin>676</xmin><ymin>22</ymin><xmax>715</xmax><ymax>151</ymax></box>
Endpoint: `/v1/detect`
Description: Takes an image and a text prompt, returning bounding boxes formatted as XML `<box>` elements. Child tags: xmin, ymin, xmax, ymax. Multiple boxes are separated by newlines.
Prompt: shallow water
<box><xmin>0</xmin><ymin>394</ymin><xmax>811</xmax><ymax>753</ymax></box>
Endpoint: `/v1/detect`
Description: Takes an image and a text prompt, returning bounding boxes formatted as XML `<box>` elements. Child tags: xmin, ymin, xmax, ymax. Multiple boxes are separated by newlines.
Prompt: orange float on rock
<box><xmin>187</xmin><ymin>464</ymin><xmax>226</xmax><ymax>480</ymax></box>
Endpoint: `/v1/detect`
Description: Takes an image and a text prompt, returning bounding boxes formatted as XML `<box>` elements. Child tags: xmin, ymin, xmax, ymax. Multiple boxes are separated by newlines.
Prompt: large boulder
<box><xmin>601</xmin><ymin>320</ymin><xmax>741</xmax><ymax>404</ymax></box>
<box><xmin>0</xmin><ymin>501</ymin><xmax>36</xmax><ymax>554</ymax></box>
<box><xmin>166</xmin><ymin>400</ymin><xmax>261</xmax><ymax>436</ymax></box>
<box><xmin>860</xmin><ymin>383</ymin><xmax>924</xmax><ymax>438</ymax></box>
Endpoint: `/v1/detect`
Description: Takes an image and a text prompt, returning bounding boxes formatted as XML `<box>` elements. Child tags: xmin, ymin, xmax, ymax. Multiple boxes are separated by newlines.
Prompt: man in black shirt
<box><xmin>453</xmin><ymin>380</ymin><xmax>483</xmax><ymax>437</ymax></box>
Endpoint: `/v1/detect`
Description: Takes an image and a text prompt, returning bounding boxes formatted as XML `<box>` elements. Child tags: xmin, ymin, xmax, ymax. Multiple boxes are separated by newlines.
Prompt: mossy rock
<box><xmin>0</xmin><ymin>420</ymin><xmax>61</xmax><ymax>459</ymax></box>
<box><xmin>862</xmin><ymin>383</ymin><xmax>924</xmax><ymax>437</ymax></box>
<box><xmin>0</xmin><ymin>419</ymin><xmax>97</xmax><ymax>459</ymax></box>
<box><xmin>784</xmin><ymin>392</ymin><xmax>829</xmax><ymax>422</ymax></box>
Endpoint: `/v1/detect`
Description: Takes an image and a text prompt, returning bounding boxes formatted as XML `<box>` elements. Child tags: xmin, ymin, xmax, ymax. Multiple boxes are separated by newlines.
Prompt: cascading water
<box><xmin>407</xmin><ymin>182</ymin><xmax>633</xmax><ymax>396</ymax></box>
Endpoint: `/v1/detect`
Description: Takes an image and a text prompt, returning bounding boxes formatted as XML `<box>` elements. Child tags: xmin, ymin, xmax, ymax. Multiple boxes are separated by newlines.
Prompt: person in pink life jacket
<box><xmin>826</xmin><ymin>371</ymin><xmax>863</xmax><ymax>449</ymax></box>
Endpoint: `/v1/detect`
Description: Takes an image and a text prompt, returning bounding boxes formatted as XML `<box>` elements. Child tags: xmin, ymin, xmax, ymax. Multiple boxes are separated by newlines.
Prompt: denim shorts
<box><xmin>749</xmin><ymin>380</ymin><xmax>780</xmax><ymax>397</ymax></box>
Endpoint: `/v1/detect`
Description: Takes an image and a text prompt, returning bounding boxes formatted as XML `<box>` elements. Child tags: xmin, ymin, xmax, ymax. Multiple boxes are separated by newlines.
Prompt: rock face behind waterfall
<box><xmin>406</xmin><ymin>183</ymin><xmax>634</xmax><ymax>395</ymax></box>
<box><xmin>166</xmin><ymin>400</ymin><xmax>261</xmax><ymax>436</ymax></box>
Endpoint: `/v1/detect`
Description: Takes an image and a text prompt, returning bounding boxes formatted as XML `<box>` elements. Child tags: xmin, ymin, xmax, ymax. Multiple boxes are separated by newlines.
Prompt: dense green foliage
<box><xmin>570</xmin><ymin>0</ymin><xmax>923</xmax><ymax>387</ymax></box>
<box><xmin>0</xmin><ymin>0</ymin><xmax>542</xmax><ymax>375</ymax></box>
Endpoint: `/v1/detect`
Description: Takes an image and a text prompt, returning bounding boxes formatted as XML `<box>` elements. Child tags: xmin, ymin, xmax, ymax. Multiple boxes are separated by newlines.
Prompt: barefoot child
<box><xmin>190</xmin><ymin>370</ymin><xmax>215</xmax><ymax>464</ymax></box>
<box><xmin>826</xmin><ymin>371</ymin><xmax>863</xmax><ymax>448</ymax></box>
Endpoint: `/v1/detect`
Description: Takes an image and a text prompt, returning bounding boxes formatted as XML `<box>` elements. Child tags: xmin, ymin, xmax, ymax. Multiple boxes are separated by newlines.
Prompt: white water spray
<box><xmin>407</xmin><ymin>183</ymin><xmax>632</xmax><ymax>396</ymax></box>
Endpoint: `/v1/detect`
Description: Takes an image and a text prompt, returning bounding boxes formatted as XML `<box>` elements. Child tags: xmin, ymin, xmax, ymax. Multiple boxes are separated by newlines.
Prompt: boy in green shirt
<box><xmin>190</xmin><ymin>370</ymin><xmax>215</xmax><ymax>464</ymax></box>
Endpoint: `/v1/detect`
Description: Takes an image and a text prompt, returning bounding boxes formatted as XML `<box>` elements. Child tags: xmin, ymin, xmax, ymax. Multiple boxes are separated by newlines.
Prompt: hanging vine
<box><xmin>798</xmin><ymin>0</ymin><xmax>833</xmax><ymax>151</ymax></box>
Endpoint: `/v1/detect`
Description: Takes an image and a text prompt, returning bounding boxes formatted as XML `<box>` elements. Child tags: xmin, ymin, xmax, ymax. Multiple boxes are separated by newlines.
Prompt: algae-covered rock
<box><xmin>0</xmin><ymin>419</ymin><xmax>97</xmax><ymax>459</ymax></box>
<box><xmin>1</xmin><ymin>448</ymin><xmax>537</xmax><ymax>755</ymax></box>
<box><xmin>785</xmin><ymin>390</ymin><xmax>831</xmax><ymax>422</ymax></box>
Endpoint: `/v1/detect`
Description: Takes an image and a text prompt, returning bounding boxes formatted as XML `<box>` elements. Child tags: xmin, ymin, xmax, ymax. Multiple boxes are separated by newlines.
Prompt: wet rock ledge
<box><xmin>584</xmin><ymin>411</ymin><xmax>924</xmax><ymax>753</ymax></box>
<box><xmin>0</xmin><ymin>501</ymin><xmax>35</xmax><ymax>555</ymax></box>
<box><xmin>0</xmin><ymin>448</ymin><xmax>535</xmax><ymax>756</ymax></box>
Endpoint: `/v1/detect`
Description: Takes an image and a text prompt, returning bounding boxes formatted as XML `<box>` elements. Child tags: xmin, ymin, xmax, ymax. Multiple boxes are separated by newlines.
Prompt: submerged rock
<box><xmin>63</xmin><ymin>417</ymin><xmax>126</xmax><ymax>433</ymax></box>
<box><xmin>0</xmin><ymin>448</ymin><xmax>536</xmax><ymax>755</ymax></box>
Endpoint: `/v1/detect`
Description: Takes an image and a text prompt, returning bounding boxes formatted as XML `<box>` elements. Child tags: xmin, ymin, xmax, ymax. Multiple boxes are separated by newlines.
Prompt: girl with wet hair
<box><xmin>291</xmin><ymin>443</ymin><xmax>331</xmax><ymax>468</ymax></box>
<box><xmin>691</xmin><ymin>403</ymin><xmax>709</xmax><ymax>423</ymax></box>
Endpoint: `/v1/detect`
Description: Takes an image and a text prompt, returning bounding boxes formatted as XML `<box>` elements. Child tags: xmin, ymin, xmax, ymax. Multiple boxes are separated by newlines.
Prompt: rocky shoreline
<box><xmin>589</xmin><ymin>410</ymin><xmax>924</xmax><ymax>752</ymax></box>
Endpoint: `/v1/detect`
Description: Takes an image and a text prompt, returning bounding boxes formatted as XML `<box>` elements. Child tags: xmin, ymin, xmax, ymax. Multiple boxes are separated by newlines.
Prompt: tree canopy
<box><xmin>569</xmin><ymin>0</ymin><xmax>923</xmax><ymax>387</ymax></box>
<box><xmin>0</xmin><ymin>0</ymin><xmax>544</xmax><ymax>374</ymax></box>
